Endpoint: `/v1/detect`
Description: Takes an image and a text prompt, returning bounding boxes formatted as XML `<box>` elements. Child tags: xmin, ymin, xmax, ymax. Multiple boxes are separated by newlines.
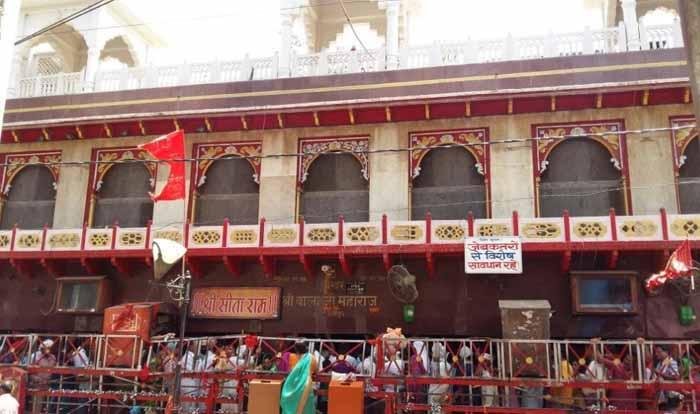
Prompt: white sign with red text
<box><xmin>465</xmin><ymin>237</ymin><xmax>522</xmax><ymax>274</ymax></box>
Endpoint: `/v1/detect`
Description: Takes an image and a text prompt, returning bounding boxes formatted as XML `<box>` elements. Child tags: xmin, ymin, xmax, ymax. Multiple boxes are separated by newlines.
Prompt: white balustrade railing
<box><xmin>12</xmin><ymin>21</ymin><xmax>683</xmax><ymax>98</ymax></box>
<box><xmin>1</xmin><ymin>210</ymin><xmax>698</xmax><ymax>254</ymax></box>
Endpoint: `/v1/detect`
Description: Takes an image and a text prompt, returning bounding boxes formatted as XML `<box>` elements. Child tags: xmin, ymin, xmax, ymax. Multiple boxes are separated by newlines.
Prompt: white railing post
<box><xmin>617</xmin><ymin>21</ymin><xmax>628</xmax><ymax>52</ymax></box>
<box><xmin>462</xmin><ymin>38</ymin><xmax>476</xmax><ymax>64</ymax></box>
<box><xmin>33</xmin><ymin>75</ymin><xmax>41</xmax><ymax>97</ymax></box>
<box><xmin>349</xmin><ymin>50</ymin><xmax>360</xmax><ymax>73</ymax></box>
<box><xmin>56</xmin><ymin>75</ymin><xmax>65</xmax><ymax>95</ymax></box>
<box><xmin>543</xmin><ymin>31</ymin><xmax>555</xmax><ymax>57</ymax></box>
<box><xmin>504</xmin><ymin>33</ymin><xmax>515</xmax><ymax>60</ymax></box>
<box><xmin>150</xmin><ymin>65</ymin><xmax>161</xmax><ymax>88</ymax></box>
<box><xmin>178</xmin><ymin>63</ymin><xmax>192</xmax><ymax>86</ymax></box>
<box><xmin>374</xmin><ymin>47</ymin><xmax>386</xmax><ymax>72</ymax></box>
<box><xmin>672</xmin><ymin>17</ymin><xmax>684</xmax><ymax>48</ymax></box>
<box><xmin>621</xmin><ymin>0</ymin><xmax>641</xmax><ymax>50</ymax></box>
<box><xmin>638</xmin><ymin>21</ymin><xmax>649</xmax><ymax>50</ymax></box>
<box><xmin>399</xmin><ymin>47</ymin><xmax>410</xmax><ymax>69</ymax></box>
<box><xmin>317</xmin><ymin>50</ymin><xmax>328</xmax><ymax>75</ymax></box>
<box><xmin>429</xmin><ymin>42</ymin><xmax>442</xmax><ymax>66</ymax></box>
<box><xmin>270</xmin><ymin>53</ymin><xmax>279</xmax><ymax>79</ymax></box>
<box><xmin>119</xmin><ymin>69</ymin><xmax>129</xmax><ymax>90</ymax></box>
<box><xmin>583</xmin><ymin>26</ymin><xmax>594</xmax><ymax>55</ymax></box>
<box><xmin>210</xmin><ymin>60</ymin><xmax>221</xmax><ymax>83</ymax></box>
<box><xmin>240</xmin><ymin>54</ymin><xmax>252</xmax><ymax>81</ymax></box>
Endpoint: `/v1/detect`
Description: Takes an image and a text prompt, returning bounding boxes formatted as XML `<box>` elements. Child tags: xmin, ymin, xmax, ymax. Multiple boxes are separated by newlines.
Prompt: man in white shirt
<box><xmin>0</xmin><ymin>381</ymin><xmax>18</xmax><ymax>414</ymax></box>
<box><xmin>194</xmin><ymin>339</ymin><xmax>217</xmax><ymax>411</ymax></box>
<box><xmin>179</xmin><ymin>343</ymin><xmax>197</xmax><ymax>412</ymax></box>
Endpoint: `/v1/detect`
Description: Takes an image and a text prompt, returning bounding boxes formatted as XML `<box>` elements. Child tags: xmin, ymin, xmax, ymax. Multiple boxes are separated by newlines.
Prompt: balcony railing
<box><xmin>0</xmin><ymin>209</ymin><xmax>697</xmax><ymax>256</ymax></box>
<box><xmin>11</xmin><ymin>21</ymin><xmax>683</xmax><ymax>99</ymax></box>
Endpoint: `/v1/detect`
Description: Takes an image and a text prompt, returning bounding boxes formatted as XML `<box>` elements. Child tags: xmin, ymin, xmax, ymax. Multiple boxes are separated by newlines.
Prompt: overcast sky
<box><xmin>121</xmin><ymin>0</ymin><xmax>604</xmax><ymax>63</ymax></box>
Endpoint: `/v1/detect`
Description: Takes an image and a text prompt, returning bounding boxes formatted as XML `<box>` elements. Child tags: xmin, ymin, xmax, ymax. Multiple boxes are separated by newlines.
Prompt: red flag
<box><xmin>645</xmin><ymin>240</ymin><xmax>694</xmax><ymax>292</ymax></box>
<box><xmin>138</xmin><ymin>130</ymin><xmax>186</xmax><ymax>201</ymax></box>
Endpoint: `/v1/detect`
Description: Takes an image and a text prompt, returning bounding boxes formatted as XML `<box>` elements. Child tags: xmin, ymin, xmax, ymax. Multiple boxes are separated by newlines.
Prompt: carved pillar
<box><xmin>278</xmin><ymin>11</ymin><xmax>294</xmax><ymax>78</ymax></box>
<box><xmin>620</xmin><ymin>0</ymin><xmax>641</xmax><ymax>50</ymax></box>
<box><xmin>385</xmin><ymin>1</ymin><xmax>400</xmax><ymax>69</ymax></box>
<box><xmin>6</xmin><ymin>45</ymin><xmax>29</xmax><ymax>99</ymax></box>
<box><xmin>82</xmin><ymin>48</ymin><xmax>101</xmax><ymax>92</ymax></box>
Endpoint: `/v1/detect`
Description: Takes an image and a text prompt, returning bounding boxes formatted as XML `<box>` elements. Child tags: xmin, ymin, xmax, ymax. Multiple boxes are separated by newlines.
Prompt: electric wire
<box><xmin>2</xmin><ymin>124</ymin><xmax>695</xmax><ymax>169</ymax></box>
<box><xmin>338</xmin><ymin>0</ymin><xmax>372</xmax><ymax>55</ymax></box>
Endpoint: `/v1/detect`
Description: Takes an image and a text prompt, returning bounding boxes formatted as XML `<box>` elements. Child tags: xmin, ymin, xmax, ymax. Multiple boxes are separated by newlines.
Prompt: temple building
<box><xmin>0</xmin><ymin>0</ymin><xmax>697</xmax><ymax>343</ymax></box>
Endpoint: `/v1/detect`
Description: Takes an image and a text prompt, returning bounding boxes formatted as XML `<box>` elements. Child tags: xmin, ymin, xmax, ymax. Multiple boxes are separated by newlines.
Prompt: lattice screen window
<box><xmin>1</xmin><ymin>165</ymin><xmax>56</xmax><ymax>230</ymax></box>
<box><xmin>300</xmin><ymin>153</ymin><xmax>369</xmax><ymax>223</ymax></box>
<box><xmin>195</xmin><ymin>156</ymin><xmax>259</xmax><ymax>225</ymax></box>
<box><xmin>33</xmin><ymin>53</ymin><xmax>64</xmax><ymax>76</ymax></box>
<box><xmin>411</xmin><ymin>147</ymin><xmax>486</xmax><ymax>220</ymax></box>
<box><xmin>539</xmin><ymin>138</ymin><xmax>625</xmax><ymax>217</ymax></box>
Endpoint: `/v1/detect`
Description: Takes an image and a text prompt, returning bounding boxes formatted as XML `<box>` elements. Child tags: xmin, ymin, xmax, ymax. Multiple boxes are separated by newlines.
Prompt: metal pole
<box><xmin>172</xmin><ymin>270</ymin><xmax>192</xmax><ymax>413</ymax></box>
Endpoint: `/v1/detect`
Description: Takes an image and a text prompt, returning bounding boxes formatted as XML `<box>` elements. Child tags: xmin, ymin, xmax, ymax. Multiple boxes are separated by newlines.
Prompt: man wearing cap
<box><xmin>0</xmin><ymin>381</ymin><xmax>18</xmax><ymax>414</ymax></box>
<box><xmin>30</xmin><ymin>339</ymin><xmax>57</xmax><ymax>414</ymax></box>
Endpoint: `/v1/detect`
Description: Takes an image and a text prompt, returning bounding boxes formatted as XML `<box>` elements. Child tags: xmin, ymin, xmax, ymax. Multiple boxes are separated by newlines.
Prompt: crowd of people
<box><xmin>2</xmin><ymin>335</ymin><xmax>697</xmax><ymax>413</ymax></box>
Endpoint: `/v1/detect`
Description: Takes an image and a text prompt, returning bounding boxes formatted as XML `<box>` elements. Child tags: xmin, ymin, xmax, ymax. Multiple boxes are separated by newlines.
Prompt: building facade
<box><xmin>0</xmin><ymin>0</ymin><xmax>698</xmax><ymax>342</ymax></box>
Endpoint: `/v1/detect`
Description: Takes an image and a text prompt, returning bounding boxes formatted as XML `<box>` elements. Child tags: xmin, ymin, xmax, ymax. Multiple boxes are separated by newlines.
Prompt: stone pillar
<box><xmin>1</xmin><ymin>1</ymin><xmax>23</xmax><ymax>102</ymax></box>
<box><xmin>384</xmin><ymin>1</ymin><xmax>400</xmax><ymax>69</ymax></box>
<box><xmin>369</xmin><ymin>124</ymin><xmax>409</xmax><ymax>220</ymax></box>
<box><xmin>620</xmin><ymin>0</ymin><xmax>641</xmax><ymax>50</ymax></box>
<box><xmin>53</xmin><ymin>143</ymin><xmax>93</xmax><ymax>228</ymax></box>
<box><xmin>82</xmin><ymin>47</ymin><xmax>101</xmax><ymax>92</ymax></box>
<box><xmin>259</xmin><ymin>130</ymin><xmax>297</xmax><ymax>223</ymax></box>
<box><xmin>678</xmin><ymin>0</ymin><xmax>700</xmax><ymax>123</ymax></box>
<box><xmin>5</xmin><ymin>45</ymin><xmax>28</xmax><ymax>99</ymax></box>
<box><xmin>278</xmin><ymin>11</ymin><xmax>294</xmax><ymax>78</ymax></box>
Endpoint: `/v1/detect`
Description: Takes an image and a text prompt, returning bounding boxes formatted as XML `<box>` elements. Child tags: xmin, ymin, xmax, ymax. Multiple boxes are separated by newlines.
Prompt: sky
<box><xmin>121</xmin><ymin>0</ymin><xmax>605</xmax><ymax>63</ymax></box>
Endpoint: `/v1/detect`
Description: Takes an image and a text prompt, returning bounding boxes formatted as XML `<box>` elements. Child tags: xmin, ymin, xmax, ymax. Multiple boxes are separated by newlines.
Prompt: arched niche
<box><xmin>299</xmin><ymin>153</ymin><xmax>369</xmax><ymax>223</ymax></box>
<box><xmin>411</xmin><ymin>146</ymin><xmax>486</xmax><ymax>220</ymax></box>
<box><xmin>0</xmin><ymin>165</ymin><xmax>56</xmax><ymax>229</ymax></box>
<box><xmin>194</xmin><ymin>156</ymin><xmax>260</xmax><ymax>225</ymax></box>
<box><xmin>92</xmin><ymin>163</ymin><xmax>153</xmax><ymax>228</ymax></box>
<box><xmin>678</xmin><ymin>133</ymin><xmax>700</xmax><ymax>213</ymax></box>
<box><xmin>26</xmin><ymin>24</ymin><xmax>88</xmax><ymax>75</ymax></box>
<box><xmin>539</xmin><ymin>137</ymin><xmax>625</xmax><ymax>217</ymax></box>
<box><xmin>99</xmin><ymin>35</ymin><xmax>138</xmax><ymax>68</ymax></box>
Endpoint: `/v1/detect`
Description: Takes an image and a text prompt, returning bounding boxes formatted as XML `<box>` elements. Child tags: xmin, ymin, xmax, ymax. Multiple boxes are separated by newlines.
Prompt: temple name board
<box><xmin>465</xmin><ymin>237</ymin><xmax>522</xmax><ymax>274</ymax></box>
<box><xmin>190</xmin><ymin>287</ymin><xmax>281</xmax><ymax>319</ymax></box>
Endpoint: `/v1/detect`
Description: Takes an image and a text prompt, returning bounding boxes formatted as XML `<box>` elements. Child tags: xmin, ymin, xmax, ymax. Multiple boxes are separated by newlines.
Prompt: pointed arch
<box><xmin>0</xmin><ymin>165</ymin><xmax>57</xmax><ymax>230</ymax></box>
<box><xmin>409</xmin><ymin>128</ymin><xmax>490</xmax><ymax>219</ymax></box>
<box><xmin>190</xmin><ymin>141</ymin><xmax>262</xmax><ymax>225</ymax></box>
<box><xmin>86</xmin><ymin>147</ymin><xmax>156</xmax><ymax>228</ymax></box>
<box><xmin>0</xmin><ymin>151</ymin><xmax>61</xmax><ymax>230</ymax></box>
<box><xmin>298</xmin><ymin>137</ymin><xmax>369</xmax><ymax>223</ymax></box>
<box><xmin>532</xmin><ymin>121</ymin><xmax>630</xmax><ymax>217</ymax></box>
<box><xmin>671</xmin><ymin>116</ymin><xmax>700</xmax><ymax>213</ymax></box>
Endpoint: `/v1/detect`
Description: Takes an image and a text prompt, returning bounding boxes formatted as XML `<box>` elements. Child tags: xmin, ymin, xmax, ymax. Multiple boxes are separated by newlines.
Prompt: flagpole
<box><xmin>172</xmin><ymin>129</ymin><xmax>191</xmax><ymax>414</ymax></box>
<box><xmin>140</xmin><ymin>130</ymin><xmax>190</xmax><ymax>414</ymax></box>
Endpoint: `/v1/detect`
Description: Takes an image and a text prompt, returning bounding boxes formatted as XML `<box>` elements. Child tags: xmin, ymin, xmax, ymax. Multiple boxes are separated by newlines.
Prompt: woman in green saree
<box><xmin>280</xmin><ymin>345</ymin><xmax>317</xmax><ymax>414</ymax></box>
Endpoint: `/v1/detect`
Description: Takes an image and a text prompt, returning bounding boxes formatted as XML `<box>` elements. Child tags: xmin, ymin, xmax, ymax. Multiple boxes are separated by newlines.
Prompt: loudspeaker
<box><xmin>151</xmin><ymin>238</ymin><xmax>187</xmax><ymax>281</ymax></box>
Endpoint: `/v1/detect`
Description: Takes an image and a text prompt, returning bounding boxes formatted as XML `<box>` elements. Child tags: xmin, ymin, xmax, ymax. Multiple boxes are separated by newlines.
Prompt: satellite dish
<box><xmin>152</xmin><ymin>238</ymin><xmax>187</xmax><ymax>281</ymax></box>
<box><xmin>387</xmin><ymin>265</ymin><xmax>419</xmax><ymax>304</ymax></box>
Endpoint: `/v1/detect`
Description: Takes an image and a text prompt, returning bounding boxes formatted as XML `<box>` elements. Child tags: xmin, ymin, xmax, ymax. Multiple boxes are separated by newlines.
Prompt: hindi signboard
<box><xmin>465</xmin><ymin>237</ymin><xmax>522</xmax><ymax>274</ymax></box>
<box><xmin>190</xmin><ymin>287</ymin><xmax>281</xmax><ymax>319</ymax></box>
